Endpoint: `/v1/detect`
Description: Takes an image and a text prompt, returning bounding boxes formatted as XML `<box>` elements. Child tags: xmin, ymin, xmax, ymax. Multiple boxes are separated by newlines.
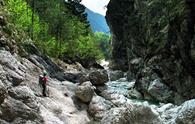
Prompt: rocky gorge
<box><xmin>0</xmin><ymin>42</ymin><xmax>195</xmax><ymax>124</ymax></box>
<box><xmin>1</xmin><ymin>0</ymin><xmax>195</xmax><ymax>124</ymax></box>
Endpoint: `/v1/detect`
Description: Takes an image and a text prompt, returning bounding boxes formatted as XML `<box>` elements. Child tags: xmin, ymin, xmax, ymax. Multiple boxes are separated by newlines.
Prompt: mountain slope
<box><xmin>85</xmin><ymin>8</ymin><xmax>110</xmax><ymax>34</ymax></box>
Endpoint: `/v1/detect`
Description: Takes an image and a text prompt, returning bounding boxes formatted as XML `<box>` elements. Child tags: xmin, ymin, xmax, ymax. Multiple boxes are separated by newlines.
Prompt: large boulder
<box><xmin>100</xmin><ymin>90</ymin><xmax>130</xmax><ymax>107</ymax></box>
<box><xmin>134</xmin><ymin>67</ymin><xmax>173</xmax><ymax>102</ymax></box>
<box><xmin>100</xmin><ymin>107</ymin><xmax>131</xmax><ymax>124</ymax></box>
<box><xmin>75</xmin><ymin>81</ymin><xmax>94</xmax><ymax>103</ymax></box>
<box><xmin>157</xmin><ymin>103</ymin><xmax>180</xmax><ymax>123</ymax></box>
<box><xmin>101</xmin><ymin>106</ymin><xmax>163</xmax><ymax>124</ymax></box>
<box><xmin>175</xmin><ymin>99</ymin><xmax>195</xmax><ymax>124</ymax></box>
<box><xmin>128</xmin><ymin>88</ymin><xmax>143</xmax><ymax>99</ymax></box>
<box><xmin>109</xmin><ymin>70</ymin><xmax>124</xmax><ymax>81</ymax></box>
<box><xmin>127</xmin><ymin>105</ymin><xmax>163</xmax><ymax>124</ymax></box>
<box><xmin>89</xmin><ymin>70</ymin><xmax>109</xmax><ymax>85</ymax></box>
<box><xmin>148</xmin><ymin>79</ymin><xmax>173</xmax><ymax>102</ymax></box>
<box><xmin>88</xmin><ymin>95</ymin><xmax>113</xmax><ymax>120</ymax></box>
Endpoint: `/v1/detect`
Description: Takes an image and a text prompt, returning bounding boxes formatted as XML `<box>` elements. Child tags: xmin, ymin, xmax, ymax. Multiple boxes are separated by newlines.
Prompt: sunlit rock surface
<box><xmin>0</xmin><ymin>50</ymin><xmax>90</xmax><ymax>124</ymax></box>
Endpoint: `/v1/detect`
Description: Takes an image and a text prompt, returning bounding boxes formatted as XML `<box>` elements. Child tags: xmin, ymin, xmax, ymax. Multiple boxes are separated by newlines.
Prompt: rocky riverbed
<box><xmin>0</xmin><ymin>48</ymin><xmax>195</xmax><ymax>124</ymax></box>
<box><xmin>87</xmin><ymin>71</ymin><xmax>195</xmax><ymax>124</ymax></box>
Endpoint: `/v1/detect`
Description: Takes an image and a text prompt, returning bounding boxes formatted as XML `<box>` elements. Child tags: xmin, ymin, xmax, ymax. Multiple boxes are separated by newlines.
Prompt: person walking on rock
<box><xmin>39</xmin><ymin>70</ymin><xmax>48</xmax><ymax>97</ymax></box>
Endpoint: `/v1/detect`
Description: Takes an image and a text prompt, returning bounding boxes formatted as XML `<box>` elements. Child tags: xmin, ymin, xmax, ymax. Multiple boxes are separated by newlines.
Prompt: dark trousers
<box><xmin>42</xmin><ymin>83</ymin><xmax>47</xmax><ymax>96</ymax></box>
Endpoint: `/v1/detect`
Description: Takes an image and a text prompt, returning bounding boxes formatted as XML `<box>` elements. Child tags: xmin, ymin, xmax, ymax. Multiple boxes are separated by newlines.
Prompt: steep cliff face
<box><xmin>106</xmin><ymin>0</ymin><xmax>195</xmax><ymax>104</ymax></box>
<box><xmin>106</xmin><ymin>0</ymin><xmax>133</xmax><ymax>71</ymax></box>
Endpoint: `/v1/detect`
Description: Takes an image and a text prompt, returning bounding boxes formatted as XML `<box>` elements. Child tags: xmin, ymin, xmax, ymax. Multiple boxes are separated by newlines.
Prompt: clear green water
<box><xmin>107</xmin><ymin>78</ymin><xmax>160</xmax><ymax>106</ymax></box>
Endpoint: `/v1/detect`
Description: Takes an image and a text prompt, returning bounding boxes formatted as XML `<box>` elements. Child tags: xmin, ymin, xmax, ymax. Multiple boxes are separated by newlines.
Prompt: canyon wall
<box><xmin>106</xmin><ymin>0</ymin><xmax>195</xmax><ymax>104</ymax></box>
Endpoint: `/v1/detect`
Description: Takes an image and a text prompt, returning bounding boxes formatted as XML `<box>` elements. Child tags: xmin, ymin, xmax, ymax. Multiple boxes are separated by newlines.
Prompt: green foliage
<box><xmin>94</xmin><ymin>32</ymin><xmax>111</xmax><ymax>60</ymax></box>
<box><xmin>6</xmin><ymin>0</ymin><xmax>40</xmax><ymax>38</ymax></box>
<box><xmin>64</xmin><ymin>34</ymin><xmax>104</xmax><ymax>61</ymax></box>
<box><xmin>5</xmin><ymin>0</ymin><xmax>106</xmax><ymax>62</ymax></box>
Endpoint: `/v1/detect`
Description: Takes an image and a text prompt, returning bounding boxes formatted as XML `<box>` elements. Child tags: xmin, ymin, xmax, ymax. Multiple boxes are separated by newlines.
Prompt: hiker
<box><xmin>39</xmin><ymin>70</ymin><xmax>48</xmax><ymax>97</ymax></box>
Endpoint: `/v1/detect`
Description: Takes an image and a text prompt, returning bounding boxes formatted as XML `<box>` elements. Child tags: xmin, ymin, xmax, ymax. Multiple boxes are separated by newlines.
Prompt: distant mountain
<box><xmin>85</xmin><ymin>8</ymin><xmax>110</xmax><ymax>34</ymax></box>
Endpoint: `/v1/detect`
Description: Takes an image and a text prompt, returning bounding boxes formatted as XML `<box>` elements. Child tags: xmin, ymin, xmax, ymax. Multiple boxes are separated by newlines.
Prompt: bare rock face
<box><xmin>89</xmin><ymin>70</ymin><xmax>109</xmax><ymax>86</ymax></box>
<box><xmin>0</xmin><ymin>49</ymin><xmax>91</xmax><ymax>123</ymax></box>
<box><xmin>75</xmin><ymin>81</ymin><xmax>94</xmax><ymax>103</ymax></box>
<box><xmin>0</xmin><ymin>50</ymin><xmax>25</xmax><ymax>87</ymax></box>
<box><xmin>29</xmin><ymin>53</ymin><xmax>80</xmax><ymax>83</ymax></box>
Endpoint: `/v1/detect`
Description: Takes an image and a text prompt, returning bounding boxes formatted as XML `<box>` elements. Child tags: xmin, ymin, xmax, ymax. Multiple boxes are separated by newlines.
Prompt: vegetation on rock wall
<box><xmin>106</xmin><ymin>0</ymin><xmax>195</xmax><ymax>103</ymax></box>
